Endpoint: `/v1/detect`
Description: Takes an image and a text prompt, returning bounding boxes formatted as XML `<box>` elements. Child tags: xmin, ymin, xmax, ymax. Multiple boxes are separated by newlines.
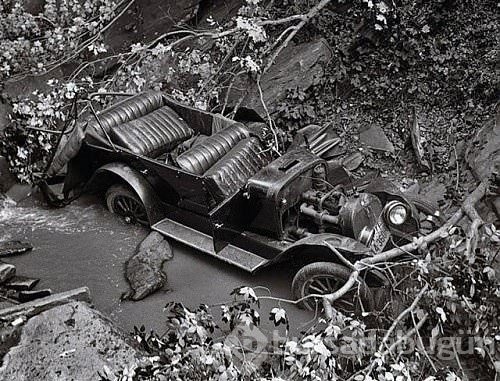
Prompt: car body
<box><xmin>44</xmin><ymin>91</ymin><xmax>437</xmax><ymax>313</ymax></box>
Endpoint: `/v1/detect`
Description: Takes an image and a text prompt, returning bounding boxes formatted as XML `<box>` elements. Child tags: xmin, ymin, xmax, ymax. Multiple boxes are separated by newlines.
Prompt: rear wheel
<box><xmin>292</xmin><ymin>262</ymin><xmax>374</xmax><ymax>315</ymax></box>
<box><xmin>105</xmin><ymin>184</ymin><xmax>149</xmax><ymax>226</ymax></box>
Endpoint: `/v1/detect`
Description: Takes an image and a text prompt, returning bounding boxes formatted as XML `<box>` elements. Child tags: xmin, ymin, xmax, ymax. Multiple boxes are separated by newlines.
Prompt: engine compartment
<box><xmin>246</xmin><ymin>148</ymin><xmax>383</xmax><ymax>242</ymax></box>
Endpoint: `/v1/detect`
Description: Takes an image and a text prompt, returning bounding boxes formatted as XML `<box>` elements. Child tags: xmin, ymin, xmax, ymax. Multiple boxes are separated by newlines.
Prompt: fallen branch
<box><xmin>256</xmin><ymin>179</ymin><xmax>491</xmax><ymax>313</ymax></box>
<box><xmin>347</xmin><ymin>313</ymin><xmax>429</xmax><ymax>381</ymax></box>
<box><xmin>263</xmin><ymin>0</ymin><xmax>333</xmax><ymax>73</ymax></box>
<box><xmin>382</xmin><ymin>313</ymin><xmax>429</xmax><ymax>358</ymax></box>
<box><xmin>378</xmin><ymin>284</ymin><xmax>429</xmax><ymax>354</ymax></box>
<box><xmin>322</xmin><ymin>179</ymin><xmax>491</xmax><ymax>317</ymax></box>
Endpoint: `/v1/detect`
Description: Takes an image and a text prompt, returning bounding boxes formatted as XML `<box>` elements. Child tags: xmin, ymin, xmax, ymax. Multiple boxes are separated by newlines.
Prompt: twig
<box><xmin>382</xmin><ymin>314</ymin><xmax>429</xmax><ymax>358</ymax></box>
<box><xmin>412</xmin><ymin>310</ymin><xmax>437</xmax><ymax>372</ymax></box>
<box><xmin>347</xmin><ymin>314</ymin><xmax>429</xmax><ymax>381</ymax></box>
<box><xmin>263</xmin><ymin>0</ymin><xmax>333</xmax><ymax>74</ymax></box>
<box><xmin>38</xmin><ymin>0</ymin><xmax>136</xmax><ymax>78</ymax></box>
<box><xmin>451</xmin><ymin>334</ymin><xmax>466</xmax><ymax>379</ymax></box>
<box><xmin>378</xmin><ymin>284</ymin><xmax>429</xmax><ymax>353</ymax></box>
<box><xmin>453</xmin><ymin>145</ymin><xmax>460</xmax><ymax>192</ymax></box>
<box><xmin>465</xmin><ymin>218</ymin><xmax>482</xmax><ymax>263</ymax></box>
<box><xmin>256</xmin><ymin>75</ymin><xmax>280</xmax><ymax>154</ymax></box>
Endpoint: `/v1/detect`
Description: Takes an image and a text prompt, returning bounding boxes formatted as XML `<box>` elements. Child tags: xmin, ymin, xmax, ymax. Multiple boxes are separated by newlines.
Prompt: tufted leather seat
<box><xmin>176</xmin><ymin>123</ymin><xmax>250</xmax><ymax>175</ymax></box>
<box><xmin>110</xmin><ymin>105</ymin><xmax>194</xmax><ymax>157</ymax></box>
<box><xmin>204</xmin><ymin>137</ymin><xmax>271</xmax><ymax>201</ymax></box>
<box><xmin>87</xmin><ymin>92</ymin><xmax>164</xmax><ymax>139</ymax></box>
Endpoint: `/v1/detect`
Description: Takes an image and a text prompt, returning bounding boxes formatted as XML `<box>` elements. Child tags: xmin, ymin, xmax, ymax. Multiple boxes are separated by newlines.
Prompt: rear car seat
<box><xmin>110</xmin><ymin>105</ymin><xmax>194</xmax><ymax>157</ymax></box>
<box><xmin>176</xmin><ymin>123</ymin><xmax>250</xmax><ymax>175</ymax></box>
<box><xmin>86</xmin><ymin>92</ymin><xmax>164</xmax><ymax>141</ymax></box>
<box><xmin>204</xmin><ymin>137</ymin><xmax>271</xmax><ymax>201</ymax></box>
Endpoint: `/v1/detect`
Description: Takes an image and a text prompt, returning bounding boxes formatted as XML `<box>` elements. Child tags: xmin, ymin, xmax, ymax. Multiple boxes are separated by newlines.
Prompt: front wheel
<box><xmin>292</xmin><ymin>262</ymin><xmax>374</xmax><ymax>315</ymax></box>
<box><xmin>105</xmin><ymin>184</ymin><xmax>149</xmax><ymax>226</ymax></box>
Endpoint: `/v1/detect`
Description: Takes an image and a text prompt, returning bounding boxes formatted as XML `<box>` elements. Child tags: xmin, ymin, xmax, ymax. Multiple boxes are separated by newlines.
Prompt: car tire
<box><xmin>105</xmin><ymin>184</ymin><xmax>149</xmax><ymax>226</ymax></box>
<box><xmin>292</xmin><ymin>262</ymin><xmax>374</xmax><ymax>315</ymax></box>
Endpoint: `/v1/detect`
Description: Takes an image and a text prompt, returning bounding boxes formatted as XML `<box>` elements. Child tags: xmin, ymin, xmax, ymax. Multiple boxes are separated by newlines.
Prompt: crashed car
<box><xmin>43</xmin><ymin>91</ymin><xmax>441</xmax><ymax>314</ymax></box>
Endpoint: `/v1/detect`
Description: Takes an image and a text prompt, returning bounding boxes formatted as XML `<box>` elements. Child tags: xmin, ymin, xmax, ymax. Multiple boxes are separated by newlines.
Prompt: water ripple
<box><xmin>0</xmin><ymin>196</ymin><xmax>111</xmax><ymax>234</ymax></box>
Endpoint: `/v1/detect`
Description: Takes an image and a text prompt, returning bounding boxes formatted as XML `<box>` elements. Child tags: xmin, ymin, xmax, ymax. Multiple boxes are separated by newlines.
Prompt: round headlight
<box><xmin>386</xmin><ymin>202</ymin><xmax>408</xmax><ymax>225</ymax></box>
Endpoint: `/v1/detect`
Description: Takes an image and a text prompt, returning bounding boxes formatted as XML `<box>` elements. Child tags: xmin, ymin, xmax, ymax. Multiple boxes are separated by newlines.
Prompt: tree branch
<box><xmin>324</xmin><ymin>179</ymin><xmax>490</xmax><ymax>306</ymax></box>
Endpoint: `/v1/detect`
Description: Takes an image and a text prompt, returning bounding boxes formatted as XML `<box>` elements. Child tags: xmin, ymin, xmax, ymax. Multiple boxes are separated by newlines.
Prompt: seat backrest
<box><xmin>110</xmin><ymin>105</ymin><xmax>194</xmax><ymax>157</ymax></box>
<box><xmin>176</xmin><ymin>123</ymin><xmax>250</xmax><ymax>175</ymax></box>
<box><xmin>204</xmin><ymin>137</ymin><xmax>271</xmax><ymax>201</ymax></box>
<box><xmin>87</xmin><ymin>91</ymin><xmax>164</xmax><ymax>139</ymax></box>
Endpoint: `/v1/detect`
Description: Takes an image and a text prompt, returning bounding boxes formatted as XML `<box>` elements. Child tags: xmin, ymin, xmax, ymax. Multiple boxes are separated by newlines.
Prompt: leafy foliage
<box><xmin>0</xmin><ymin>0</ymin><xmax>116</xmax><ymax>80</ymax></box>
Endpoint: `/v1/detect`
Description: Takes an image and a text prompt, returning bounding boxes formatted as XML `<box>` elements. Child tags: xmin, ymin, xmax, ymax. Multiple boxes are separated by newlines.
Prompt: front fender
<box><xmin>270</xmin><ymin>233</ymin><xmax>370</xmax><ymax>267</ymax></box>
<box><xmin>87</xmin><ymin>162</ymin><xmax>165</xmax><ymax>225</ymax></box>
<box><xmin>267</xmin><ymin>233</ymin><xmax>387</xmax><ymax>285</ymax></box>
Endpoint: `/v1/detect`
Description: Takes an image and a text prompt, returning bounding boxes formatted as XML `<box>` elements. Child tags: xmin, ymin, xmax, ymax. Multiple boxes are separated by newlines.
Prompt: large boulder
<box><xmin>0</xmin><ymin>301</ymin><xmax>140</xmax><ymax>380</ymax></box>
<box><xmin>123</xmin><ymin>231</ymin><xmax>173</xmax><ymax>301</ymax></box>
<box><xmin>105</xmin><ymin>0</ymin><xmax>199</xmax><ymax>52</ymax></box>
<box><xmin>227</xmin><ymin>39</ymin><xmax>333</xmax><ymax>117</ymax></box>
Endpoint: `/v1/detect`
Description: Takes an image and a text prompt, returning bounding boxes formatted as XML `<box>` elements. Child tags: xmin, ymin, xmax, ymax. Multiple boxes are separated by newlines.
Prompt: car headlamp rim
<box><xmin>385</xmin><ymin>201</ymin><xmax>409</xmax><ymax>226</ymax></box>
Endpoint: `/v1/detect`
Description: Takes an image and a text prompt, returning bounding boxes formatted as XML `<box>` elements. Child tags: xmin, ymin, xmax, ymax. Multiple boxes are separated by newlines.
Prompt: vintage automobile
<box><xmin>43</xmin><ymin>91</ymin><xmax>441</xmax><ymax>314</ymax></box>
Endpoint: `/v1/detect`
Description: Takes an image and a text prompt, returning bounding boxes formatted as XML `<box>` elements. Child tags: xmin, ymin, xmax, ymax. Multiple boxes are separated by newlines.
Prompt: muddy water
<box><xmin>0</xmin><ymin>194</ymin><xmax>148</xmax><ymax>325</ymax></box>
<box><xmin>0</xmin><ymin>194</ymin><xmax>311</xmax><ymax>334</ymax></box>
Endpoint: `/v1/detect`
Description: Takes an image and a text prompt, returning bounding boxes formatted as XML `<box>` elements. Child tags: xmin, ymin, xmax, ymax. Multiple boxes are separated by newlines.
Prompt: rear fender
<box><xmin>87</xmin><ymin>162</ymin><xmax>165</xmax><ymax>224</ymax></box>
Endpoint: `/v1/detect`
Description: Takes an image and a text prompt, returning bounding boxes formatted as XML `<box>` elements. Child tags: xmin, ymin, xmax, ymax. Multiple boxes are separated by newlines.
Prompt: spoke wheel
<box><xmin>292</xmin><ymin>262</ymin><xmax>374</xmax><ymax>316</ymax></box>
<box><xmin>106</xmin><ymin>184</ymin><xmax>149</xmax><ymax>226</ymax></box>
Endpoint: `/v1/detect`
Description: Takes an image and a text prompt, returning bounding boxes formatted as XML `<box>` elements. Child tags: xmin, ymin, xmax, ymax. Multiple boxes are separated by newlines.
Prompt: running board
<box><xmin>152</xmin><ymin>218</ymin><xmax>268</xmax><ymax>273</ymax></box>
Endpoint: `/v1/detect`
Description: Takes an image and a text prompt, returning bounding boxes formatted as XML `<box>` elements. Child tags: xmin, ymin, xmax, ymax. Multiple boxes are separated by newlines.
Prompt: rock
<box><xmin>359</xmin><ymin>124</ymin><xmax>395</xmax><ymax>153</ymax></box>
<box><xmin>0</xmin><ymin>301</ymin><xmax>140</xmax><ymax>380</ymax></box>
<box><xmin>3</xmin><ymin>276</ymin><xmax>40</xmax><ymax>291</ymax></box>
<box><xmin>123</xmin><ymin>231</ymin><xmax>173</xmax><ymax>301</ymax></box>
<box><xmin>0</xmin><ymin>287</ymin><xmax>90</xmax><ymax>320</ymax></box>
<box><xmin>23</xmin><ymin>0</ymin><xmax>45</xmax><ymax>15</ymax></box>
<box><xmin>5</xmin><ymin>184</ymin><xmax>33</xmax><ymax>203</ymax></box>
<box><xmin>0</xmin><ymin>241</ymin><xmax>33</xmax><ymax>257</ymax></box>
<box><xmin>418</xmin><ymin>178</ymin><xmax>447</xmax><ymax>207</ymax></box>
<box><xmin>85</xmin><ymin>0</ymin><xmax>200</xmax><ymax>77</ymax></box>
<box><xmin>342</xmin><ymin>152</ymin><xmax>364</xmax><ymax>171</ymax></box>
<box><xmin>226</xmin><ymin>39</ymin><xmax>332</xmax><ymax>117</ymax></box>
<box><xmin>0</xmin><ymin>263</ymin><xmax>15</xmax><ymax>284</ymax></box>
<box><xmin>17</xmin><ymin>289</ymin><xmax>52</xmax><ymax>303</ymax></box>
<box><xmin>465</xmin><ymin>110</ymin><xmax>500</xmax><ymax>181</ymax></box>
<box><xmin>0</xmin><ymin>156</ymin><xmax>16</xmax><ymax>194</ymax></box>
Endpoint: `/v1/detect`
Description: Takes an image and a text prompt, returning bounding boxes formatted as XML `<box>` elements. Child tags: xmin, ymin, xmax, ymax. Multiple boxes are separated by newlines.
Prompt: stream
<box><xmin>0</xmin><ymin>193</ymin><xmax>311</xmax><ymax>334</ymax></box>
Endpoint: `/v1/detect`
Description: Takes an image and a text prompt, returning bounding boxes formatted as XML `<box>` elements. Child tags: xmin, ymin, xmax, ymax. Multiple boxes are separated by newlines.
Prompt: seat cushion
<box><xmin>110</xmin><ymin>105</ymin><xmax>194</xmax><ymax>157</ymax></box>
<box><xmin>204</xmin><ymin>137</ymin><xmax>271</xmax><ymax>201</ymax></box>
<box><xmin>176</xmin><ymin>123</ymin><xmax>250</xmax><ymax>175</ymax></box>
